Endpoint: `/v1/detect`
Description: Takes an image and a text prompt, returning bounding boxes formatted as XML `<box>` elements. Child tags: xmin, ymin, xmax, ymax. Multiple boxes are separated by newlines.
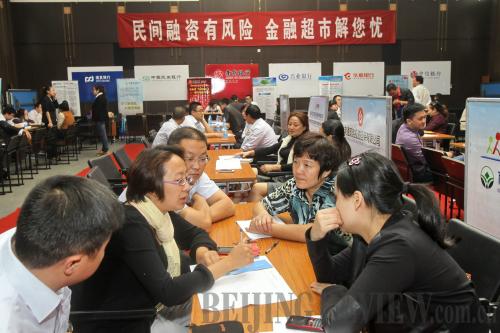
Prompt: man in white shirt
<box><xmin>241</xmin><ymin>104</ymin><xmax>278</xmax><ymax>151</ymax></box>
<box><xmin>28</xmin><ymin>102</ymin><xmax>44</xmax><ymax>125</ymax></box>
<box><xmin>0</xmin><ymin>175</ymin><xmax>123</xmax><ymax>333</ymax></box>
<box><xmin>167</xmin><ymin>127</ymin><xmax>235</xmax><ymax>230</ymax></box>
<box><xmin>184</xmin><ymin>101</ymin><xmax>222</xmax><ymax>138</ymax></box>
<box><xmin>152</xmin><ymin>106</ymin><xmax>190</xmax><ymax>147</ymax></box>
<box><xmin>412</xmin><ymin>75</ymin><xmax>431</xmax><ymax>106</ymax></box>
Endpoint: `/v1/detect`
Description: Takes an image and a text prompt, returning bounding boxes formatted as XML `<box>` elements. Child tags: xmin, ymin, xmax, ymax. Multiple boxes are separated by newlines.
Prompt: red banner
<box><xmin>205</xmin><ymin>64</ymin><xmax>259</xmax><ymax>100</ymax></box>
<box><xmin>118</xmin><ymin>10</ymin><xmax>396</xmax><ymax>48</ymax></box>
<box><xmin>187</xmin><ymin>78</ymin><xmax>212</xmax><ymax>109</ymax></box>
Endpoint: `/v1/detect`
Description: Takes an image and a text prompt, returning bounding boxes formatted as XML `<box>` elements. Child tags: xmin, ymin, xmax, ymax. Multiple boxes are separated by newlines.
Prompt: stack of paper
<box><xmin>215</xmin><ymin>158</ymin><xmax>242</xmax><ymax>171</ymax></box>
<box><xmin>192</xmin><ymin>256</ymin><xmax>297</xmax><ymax>311</ymax></box>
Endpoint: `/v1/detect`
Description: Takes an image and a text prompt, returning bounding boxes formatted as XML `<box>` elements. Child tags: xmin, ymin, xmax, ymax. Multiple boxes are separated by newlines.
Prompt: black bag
<box><xmin>191</xmin><ymin>321</ymin><xmax>244</xmax><ymax>333</ymax></box>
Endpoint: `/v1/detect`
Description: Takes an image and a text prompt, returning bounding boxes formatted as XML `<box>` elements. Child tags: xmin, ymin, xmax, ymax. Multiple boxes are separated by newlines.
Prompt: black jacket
<box><xmin>0</xmin><ymin>120</ymin><xmax>21</xmax><ymax>141</ymax></box>
<box><xmin>223</xmin><ymin>105</ymin><xmax>245</xmax><ymax>139</ymax></box>
<box><xmin>40</xmin><ymin>95</ymin><xmax>59</xmax><ymax>126</ymax></box>
<box><xmin>92</xmin><ymin>93</ymin><xmax>108</xmax><ymax>122</ymax></box>
<box><xmin>307</xmin><ymin>210</ymin><xmax>486</xmax><ymax>333</ymax></box>
<box><xmin>70</xmin><ymin>207</ymin><xmax>217</xmax><ymax>332</ymax></box>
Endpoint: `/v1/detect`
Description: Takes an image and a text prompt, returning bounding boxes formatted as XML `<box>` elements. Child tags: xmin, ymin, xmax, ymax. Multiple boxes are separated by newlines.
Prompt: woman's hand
<box><xmin>259</xmin><ymin>164</ymin><xmax>279</xmax><ymax>173</ymax></box>
<box><xmin>310</xmin><ymin>282</ymin><xmax>334</xmax><ymax>295</ymax></box>
<box><xmin>196</xmin><ymin>247</ymin><xmax>221</xmax><ymax>266</ymax></box>
<box><xmin>310</xmin><ymin>208</ymin><xmax>342</xmax><ymax>241</ymax></box>
<box><xmin>248</xmin><ymin>211</ymin><xmax>274</xmax><ymax>234</ymax></box>
<box><xmin>226</xmin><ymin>243</ymin><xmax>258</xmax><ymax>269</ymax></box>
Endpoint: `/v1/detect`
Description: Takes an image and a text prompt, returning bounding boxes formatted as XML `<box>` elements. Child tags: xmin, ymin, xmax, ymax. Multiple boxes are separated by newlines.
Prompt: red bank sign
<box><xmin>117</xmin><ymin>10</ymin><xmax>396</xmax><ymax>48</ymax></box>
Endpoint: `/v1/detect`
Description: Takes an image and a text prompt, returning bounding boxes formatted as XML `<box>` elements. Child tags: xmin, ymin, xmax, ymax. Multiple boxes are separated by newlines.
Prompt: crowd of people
<box><xmin>0</xmin><ymin>91</ymin><xmax>486</xmax><ymax>333</ymax></box>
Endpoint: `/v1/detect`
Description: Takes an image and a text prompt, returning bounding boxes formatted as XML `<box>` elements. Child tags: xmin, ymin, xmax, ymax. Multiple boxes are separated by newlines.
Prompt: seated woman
<box><xmin>320</xmin><ymin>119</ymin><xmax>352</xmax><ymax>163</ymax></box>
<box><xmin>70</xmin><ymin>147</ymin><xmax>257</xmax><ymax>333</ymax></box>
<box><xmin>425</xmin><ymin>101</ymin><xmax>448</xmax><ymax>133</ymax></box>
<box><xmin>248</xmin><ymin>132</ymin><xmax>352</xmax><ymax>253</ymax></box>
<box><xmin>244</xmin><ymin>111</ymin><xmax>309</xmax><ymax>201</ymax></box>
<box><xmin>307</xmin><ymin>152</ymin><xmax>486</xmax><ymax>332</ymax></box>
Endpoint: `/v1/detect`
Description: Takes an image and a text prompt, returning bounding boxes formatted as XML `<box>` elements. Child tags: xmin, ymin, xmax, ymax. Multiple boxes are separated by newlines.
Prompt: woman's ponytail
<box><xmin>406</xmin><ymin>183</ymin><xmax>453</xmax><ymax>248</ymax></box>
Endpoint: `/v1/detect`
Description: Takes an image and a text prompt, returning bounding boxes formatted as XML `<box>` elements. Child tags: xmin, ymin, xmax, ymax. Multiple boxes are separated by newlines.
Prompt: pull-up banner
<box><xmin>118</xmin><ymin>11</ymin><xmax>396</xmax><ymax>48</ymax></box>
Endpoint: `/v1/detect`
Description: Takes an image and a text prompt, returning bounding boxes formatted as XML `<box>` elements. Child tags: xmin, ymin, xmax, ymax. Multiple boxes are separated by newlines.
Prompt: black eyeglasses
<box><xmin>163</xmin><ymin>176</ymin><xmax>195</xmax><ymax>186</ymax></box>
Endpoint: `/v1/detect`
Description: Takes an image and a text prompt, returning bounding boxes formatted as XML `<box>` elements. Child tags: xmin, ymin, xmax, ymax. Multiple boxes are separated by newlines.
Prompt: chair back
<box><xmin>447</xmin><ymin>219</ymin><xmax>500</xmax><ymax>301</ymax></box>
<box><xmin>86</xmin><ymin>166</ymin><xmax>111</xmax><ymax>189</ymax></box>
<box><xmin>88</xmin><ymin>154</ymin><xmax>122</xmax><ymax>180</ymax></box>
<box><xmin>113</xmin><ymin>146</ymin><xmax>133</xmax><ymax>171</ymax></box>
<box><xmin>442</xmin><ymin>156</ymin><xmax>465</xmax><ymax>183</ymax></box>
<box><xmin>446</xmin><ymin>123</ymin><xmax>456</xmax><ymax>136</ymax></box>
<box><xmin>391</xmin><ymin>144</ymin><xmax>412</xmax><ymax>182</ymax></box>
<box><xmin>146</xmin><ymin>114</ymin><xmax>164</xmax><ymax>133</ymax></box>
<box><xmin>126</xmin><ymin>115</ymin><xmax>146</xmax><ymax>137</ymax></box>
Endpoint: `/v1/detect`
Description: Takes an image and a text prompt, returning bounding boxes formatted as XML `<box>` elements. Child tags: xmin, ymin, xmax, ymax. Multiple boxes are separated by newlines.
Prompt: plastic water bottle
<box><xmin>223</xmin><ymin>125</ymin><xmax>228</xmax><ymax>138</ymax></box>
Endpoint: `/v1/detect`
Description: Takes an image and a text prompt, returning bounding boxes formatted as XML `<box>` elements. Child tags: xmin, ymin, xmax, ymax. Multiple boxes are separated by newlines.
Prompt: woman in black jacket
<box><xmin>91</xmin><ymin>85</ymin><xmax>110</xmax><ymax>155</ymax></box>
<box><xmin>71</xmin><ymin>147</ymin><xmax>257</xmax><ymax>333</ymax></box>
<box><xmin>306</xmin><ymin>152</ymin><xmax>487</xmax><ymax>332</ymax></box>
<box><xmin>40</xmin><ymin>85</ymin><xmax>59</xmax><ymax>128</ymax></box>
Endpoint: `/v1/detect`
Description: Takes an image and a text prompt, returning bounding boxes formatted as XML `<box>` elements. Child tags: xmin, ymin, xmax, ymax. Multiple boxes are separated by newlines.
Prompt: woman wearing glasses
<box><xmin>71</xmin><ymin>147</ymin><xmax>258</xmax><ymax>333</ymax></box>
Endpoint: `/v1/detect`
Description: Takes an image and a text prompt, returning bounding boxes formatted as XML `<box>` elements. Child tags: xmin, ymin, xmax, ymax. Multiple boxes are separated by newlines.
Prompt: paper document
<box><xmin>191</xmin><ymin>256</ymin><xmax>297</xmax><ymax>311</ymax></box>
<box><xmin>236</xmin><ymin>217</ymin><xmax>285</xmax><ymax>240</ymax></box>
<box><xmin>218</xmin><ymin>155</ymin><xmax>240</xmax><ymax>160</ymax></box>
<box><xmin>216</xmin><ymin>159</ymin><xmax>242</xmax><ymax>171</ymax></box>
<box><xmin>271</xmin><ymin>316</ymin><xmax>321</xmax><ymax>333</ymax></box>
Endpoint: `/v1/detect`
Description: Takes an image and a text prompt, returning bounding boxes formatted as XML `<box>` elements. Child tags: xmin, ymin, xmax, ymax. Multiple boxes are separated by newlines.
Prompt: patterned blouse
<box><xmin>261</xmin><ymin>175</ymin><xmax>352</xmax><ymax>253</ymax></box>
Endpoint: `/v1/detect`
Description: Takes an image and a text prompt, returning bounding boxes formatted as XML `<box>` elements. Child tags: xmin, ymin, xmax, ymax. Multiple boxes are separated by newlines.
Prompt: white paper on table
<box><xmin>272</xmin><ymin>316</ymin><xmax>321</xmax><ymax>332</ymax></box>
<box><xmin>191</xmin><ymin>256</ymin><xmax>297</xmax><ymax>311</ymax></box>
<box><xmin>236</xmin><ymin>217</ymin><xmax>285</xmax><ymax>240</ymax></box>
<box><xmin>218</xmin><ymin>155</ymin><xmax>240</xmax><ymax>160</ymax></box>
<box><xmin>215</xmin><ymin>159</ymin><xmax>242</xmax><ymax>171</ymax></box>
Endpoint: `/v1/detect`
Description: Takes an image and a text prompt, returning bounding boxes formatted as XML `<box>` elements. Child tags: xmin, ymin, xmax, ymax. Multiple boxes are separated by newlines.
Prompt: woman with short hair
<box><xmin>71</xmin><ymin>147</ymin><xmax>257</xmax><ymax>333</ymax></box>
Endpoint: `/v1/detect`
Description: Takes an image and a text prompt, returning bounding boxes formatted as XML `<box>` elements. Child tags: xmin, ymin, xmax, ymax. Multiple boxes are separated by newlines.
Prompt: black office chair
<box><xmin>113</xmin><ymin>145</ymin><xmax>133</xmax><ymax>175</ymax></box>
<box><xmin>86</xmin><ymin>166</ymin><xmax>126</xmax><ymax>195</ymax></box>
<box><xmin>447</xmin><ymin>219</ymin><xmax>500</xmax><ymax>332</ymax></box>
<box><xmin>88</xmin><ymin>154</ymin><xmax>127</xmax><ymax>185</ymax></box>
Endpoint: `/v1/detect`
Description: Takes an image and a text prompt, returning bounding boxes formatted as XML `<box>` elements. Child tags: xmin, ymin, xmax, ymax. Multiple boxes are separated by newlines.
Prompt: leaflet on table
<box><xmin>215</xmin><ymin>159</ymin><xmax>242</xmax><ymax>171</ymax></box>
<box><xmin>218</xmin><ymin>155</ymin><xmax>252</xmax><ymax>163</ymax></box>
<box><xmin>191</xmin><ymin>256</ymin><xmax>297</xmax><ymax>311</ymax></box>
<box><xmin>236</xmin><ymin>217</ymin><xmax>285</xmax><ymax>240</ymax></box>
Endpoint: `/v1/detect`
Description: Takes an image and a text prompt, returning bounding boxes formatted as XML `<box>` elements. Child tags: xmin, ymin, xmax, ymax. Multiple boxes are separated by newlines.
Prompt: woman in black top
<box><xmin>40</xmin><ymin>85</ymin><xmax>58</xmax><ymax>128</ymax></box>
<box><xmin>306</xmin><ymin>152</ymin><xmax>486</xmax><ymax>332</ymax></box>
<box><xmin>71</xmin><ymin>147</ymin><xmax>257</xmax><ymax>333</ymax></box>
<box><xmin>244</xmin><ymin>111</ymin><xmax>309</xmax><ymax>201</ymax></box>
<box><xmin>91</xmin><ymin>85</ymin><xmax>110</xmax><ymax>155</ymax></box>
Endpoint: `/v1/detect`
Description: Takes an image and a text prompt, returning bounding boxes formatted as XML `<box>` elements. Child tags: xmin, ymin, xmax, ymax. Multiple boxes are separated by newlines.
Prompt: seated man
<box><xmin>185</xmin><ymin>101</ymin><xmax>222</xmax><ymax>138</ymax></box>
<box><xmin>167</xmin><ymin>127</ymin><xmax>235</xmax><ymax>230</ymax></box>
<box><xmin>0</xmin><ymin>175</ymin><xmax>123</xmax><ymax>333</ymax></box>
<box><xmin>0</xmin><ymin>106</ymin><xmax>32</xmax><ymax>141</ymax></box>
<box><xmin>395</xmin><ymin>103</ymin><xmax>433</xmax><ymax>183</ymax></box>
<box><xmin>241</xmin><ymin>104</ymin><xmax>278</xmax><ymax>151</ymax></box>
<box><xmin>248</xmin><ymin>133</ymin><xmax>352</xmax><ymax>254</ymax></box>
<box><xmin>152</xmin><ymin>106</ymin><xmax>188</xmax><ymax>147</ymax></box>
<box><xmin>2</xmin><ymin>106</ymin><xmax>19</xmax><ymax>126</ymax></box>
<box><xmin>28</xmin><ymin>102</ymin><xmax>44</xmax><ymax>125</ymax></box>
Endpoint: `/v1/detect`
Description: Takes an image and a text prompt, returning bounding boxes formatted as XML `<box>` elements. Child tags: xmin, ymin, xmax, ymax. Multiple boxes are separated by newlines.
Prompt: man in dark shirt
<box><xmin>221</xmin><ymin>98</ymin><xmax>244</xmax><ymax>141</ymax></box>
<box><xmin>386</xmin><ymin>83</ymin><xmax>415</xmax><ymax>120</ymax></box>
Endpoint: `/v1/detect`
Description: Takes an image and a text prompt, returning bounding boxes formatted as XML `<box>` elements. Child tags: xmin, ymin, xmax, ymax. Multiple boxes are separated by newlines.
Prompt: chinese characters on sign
<box><xmin>118</xmin><ymin>11</ymin><xmax>396</xmax><ymax>48</ymax></box>
<box><xmin>187</xmin><ymin>78</ymin><xmax>212</xmax><ymax>109</ymax></box>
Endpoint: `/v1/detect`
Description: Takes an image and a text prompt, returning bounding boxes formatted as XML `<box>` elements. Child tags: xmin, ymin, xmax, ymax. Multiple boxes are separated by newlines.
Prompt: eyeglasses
<box><xmin>185</xmin><ymin>156</ymin><xmax>210</xmax><ymax>164</ymax></box>
<box><xmin>163</xmin><ymin>176</ymin><xmax>195</xmax><ymax>187</ymax></box>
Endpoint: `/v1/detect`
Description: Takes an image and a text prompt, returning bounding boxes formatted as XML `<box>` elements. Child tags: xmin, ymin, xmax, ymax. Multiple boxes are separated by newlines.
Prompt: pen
<box><xmin>264</xmin><ymin>241</ymin><xmax>280</xmax><ymax>255</ymax></box>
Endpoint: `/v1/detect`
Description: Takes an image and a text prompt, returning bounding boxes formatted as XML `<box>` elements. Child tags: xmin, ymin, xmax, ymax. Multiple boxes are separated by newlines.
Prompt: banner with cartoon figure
<box><xmin>341</xmin><ymin>95</ymin><xmax>392</xmax><ymax>157</ymax></box>
<box><xmin>465</xmin><ymin>98</ymin><xmax>500</xmax><ymax>238</ymax></box>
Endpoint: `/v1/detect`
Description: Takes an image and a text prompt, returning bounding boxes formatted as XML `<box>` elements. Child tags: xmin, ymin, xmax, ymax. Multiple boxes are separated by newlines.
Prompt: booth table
<box><xmin>422</xmin><ymin>130</ymin><xmax>455</xmax><ymax>150</ymax></box>
<box><xmin>191</xmin><ymin>203</ymin><xmax>321</xmax><ymax>333</ymax></box>
<box><xmin>206</xmin><ymin>149</ymin><xmax>256</xmax><ymax>194</ymax></box>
